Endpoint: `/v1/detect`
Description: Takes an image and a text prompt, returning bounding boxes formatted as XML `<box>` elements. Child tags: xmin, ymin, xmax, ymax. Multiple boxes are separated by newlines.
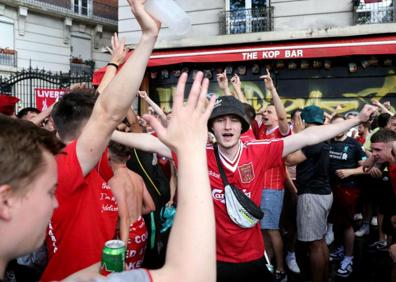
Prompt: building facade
<box><xmin>108</xmin><ymin>0</ymin><xmax>396</xmax><ymax>115</ymax></box>
<box><xmin>0</xmin><ymin>0</ymin><xmax>117</xmax><ymax>76</ymax></box>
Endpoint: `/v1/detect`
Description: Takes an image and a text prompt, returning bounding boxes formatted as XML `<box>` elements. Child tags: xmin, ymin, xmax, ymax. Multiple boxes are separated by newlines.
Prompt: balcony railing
<box><xmin>0</xmin><ymin>52</ymin><xmax>17</xmax><ymax>68</ymax></box>
<box><xmin>219</xmin><ymin>6</ymin><xmax>273</xmax><ymax>35</ymax></box>
<box><xmin>17</xmin><ymin>0</ymin><xmax>117</xmax><ymax>25</ymax></box>
<box><xmin>353</xmin><ymin>0</ymin><xmax>395</xmax><ymax>24</ymax></box>
<box><xmin>70</xmin><ymin>63</ymin><xmax>93</xmax><ymax>75</ymax></box>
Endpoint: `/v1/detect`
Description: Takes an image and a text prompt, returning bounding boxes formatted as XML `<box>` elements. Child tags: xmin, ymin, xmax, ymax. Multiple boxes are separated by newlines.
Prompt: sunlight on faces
<box><xmin>212</xmin><ymin>115</ymin><xmax>242</xmax><ymax>149</ymax></box>
<box><xmin>262</xmin><ymin>105</ymin><xmax>278</xmax><ymax>127</ymax></box>
<box><xmin>371</xmin><ymin>142</ymin><xmax>394</xmax><ymax>163</ymax></box>
<box><xmin>10</xmin><ymin>150</ymin><xmax>58</xmax><ymax>257</ymax></box>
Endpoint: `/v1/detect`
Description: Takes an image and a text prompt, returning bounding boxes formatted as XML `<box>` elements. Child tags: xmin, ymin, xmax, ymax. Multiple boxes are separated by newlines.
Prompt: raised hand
<box><xmin>143</xmin><ymin>72</ymin><xmax>216</xmax><ymax>153</ymax></box>
<box><xmin>230</xmin><ymin>74</ymin><xmax>241</xmax><ymax>89</ymax></box>
<box><xmin>138</xmin><ymin>90</ymin><xmax>148</xmax><ymax>99</ymax></box>
<box><xmin>260</xmin><ymin>68</ymin><xmax>275</xmax><ymax>91</ymax></box>
<box><xmin>127</xmin><ymin>0</ymin><xmax>161</xmax><ymax>37</ymax></box>
<box><xmin>106</xmin><ymin>32</ymin><xmax>128</xmax><ymax>66</ymax></box>
<box><xmin>358</xmin><ymin>104</ymin><xmax>377</xmax><ymax>123</ymax></box>
<box><xmin>216</xmin><ymin>70</ymin><xmax>229</xmax><ymax>90</ymax></box>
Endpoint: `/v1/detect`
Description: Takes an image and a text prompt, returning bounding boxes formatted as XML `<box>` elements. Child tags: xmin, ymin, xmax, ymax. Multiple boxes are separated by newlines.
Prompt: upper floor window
<box><xmin>354</xmin><ymin>0</ymin><xmax>394</xmax><ymax>24</ymax></box>
<box><xmin>0</xmin><ymin>18</ymin><xmax>16</xmax><ymax>67</ymax></box>
<box><xmin>222</xmin><ymin>0</ymin><xmax>270</xmax><ymax>34</ymax></box>
<box><xmin>0</xmin><ymin>20</ymin><xmax>14</xmax><ymax>49</ymax></box>
<box><xmin>73</xmin><ymin>0</ymin><xmax>92</xmax><ymax>16</ymax></box>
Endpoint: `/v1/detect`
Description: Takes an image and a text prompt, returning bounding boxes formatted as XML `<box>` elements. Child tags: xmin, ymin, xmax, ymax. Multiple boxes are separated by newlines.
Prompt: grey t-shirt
<box><xmin>95</xmin><ymin>269</ymin><xmax>151</xmax><ymax>282</ymax></box>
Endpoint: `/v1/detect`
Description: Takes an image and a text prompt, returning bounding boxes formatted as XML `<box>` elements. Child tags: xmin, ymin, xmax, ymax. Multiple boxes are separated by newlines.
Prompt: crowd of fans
<box><xmin>0</xmin><ymin>1</ymin><xmax>396</xmax><ymax>282</ymax></box>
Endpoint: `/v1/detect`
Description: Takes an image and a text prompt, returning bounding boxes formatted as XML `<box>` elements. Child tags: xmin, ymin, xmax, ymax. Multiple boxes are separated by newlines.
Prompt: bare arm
<box><xmin>282</xmin><ymin>104</ymin><xmax>376</xmax><ymax>157</ymax></box>
<box><xmin>216</xmin><ymin>70</ymin><xmax>232</xmax><ymax>96</ymax></box>
<box><xmin>111</xmin><ymin>130</ymin><xmax>172</xmax><ymax>159</ymax></box>
<box><xmin>260</xmin><ymin>69</ymin><xmax>289</xmax><ymax>135</ymax></box>
<box><xmin>285</xmin><ymin>150</ymin><xmax>307</xmax><ymax>166</ymax></box>
<box><xmin>145</xmin><ymin>72</ymin><xmax>216</xmax><ymax>282</ymax></box>
<box><xmin>30</xmin><ymin>103</ymin><xmax>55</xmax><ymax>126</ymax></box>
<box><xmin>76</xmin><ymin>0</ymin><xmax>160</xmax><ymax>176</ymax></box>
<box><xmin>284</xmin><ymin>168</ymin><xmax>298</xmax><ymax>194</ymax></box>
<box><xmin>372</xmin><ymin>98</ymin><xmax>393</xmax><ymax>115</ymax></box>
<box><xmin>166</xmin><ymin>161</ymin><xmax>177</xmax><ymax>206</ymax></box>
<box><xmin>230</xmin><ymin>74</ymin><xmax>247</xmax><ymax>103</ymax></box>
<box><xmin>335</xmin><ymin>166</ymin><xmax>364</xmax><ymax>179</ymax></box>
<box><xmin>138</xmin><ymin>91</ymin><xmax>168</xmax><ymax>125</ymax></box>
<box><xmin>96</xmin><ymin>33</ymin><xmax>128</xmax><ymax>94</ymax></box>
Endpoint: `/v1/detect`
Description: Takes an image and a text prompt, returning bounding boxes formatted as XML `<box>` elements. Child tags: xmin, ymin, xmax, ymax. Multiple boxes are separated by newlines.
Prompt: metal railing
<box><xmin>353</xmin><ymin>0</ymin><xmax>395</xmax><ymax>24</ymax></box>
<box><xmin>70</xmin><ymin>63</ymin><xmax>94</xmax><ymax>75</ymax></box>
<box><xmin>0</xmin><ymin>67</ymin><xmax>92</xmax><ymax>108</ymax></box>
<box><xmin>0</xmin><ymin>52</ymin><xmax>17</xmax><ymax>67</ymax></box>
<box><xmin>16</xmin><ymin>0</ymin><xmax>117</xmax><ymax>25</ymax></box>
<box><xmin>219</xmin><ymin>6</ymin><xmax>273</xmax><ymax>35</ymax></box>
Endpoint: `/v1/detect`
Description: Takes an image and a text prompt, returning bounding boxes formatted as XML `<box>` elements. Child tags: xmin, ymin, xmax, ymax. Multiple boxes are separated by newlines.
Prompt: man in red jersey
<box><xmin>41</xmin><ymin>1</ymin><xmax>161</xmax><ymax>281</ymax></box>
<box><xmin>112</xmin><ymin>94</ymin><xmax>375</xmax><ymax>282</ymax></box>
<box><xmin>254</xmin><ymin>70</ymin><xmax>290</xmax><ymax>281</ymax></box>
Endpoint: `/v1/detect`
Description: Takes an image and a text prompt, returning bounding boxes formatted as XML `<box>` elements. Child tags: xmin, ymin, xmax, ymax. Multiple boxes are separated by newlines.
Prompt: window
<box><xmin>0</xmin><ymin>20</ymin><xmax>14</xmax><ymax>49</ymax></box>
<box><xmin>354</xmin><ymin>0</ymin><xmax>394</xmax><ymax>24</ymax></box>
<box><xmin>71</xmin><ymin>35</ymin><xmax>91</xmax><ymax>59</ymax></box>
<box><xmin>225</xmin><ymin>0</ymin><xmax>268</xmax><ymax>34</ymax></box>
<box><xmin>73</xmin><ymin>0</ymin><xmax>92</xmax><ymax>16</ymax></box>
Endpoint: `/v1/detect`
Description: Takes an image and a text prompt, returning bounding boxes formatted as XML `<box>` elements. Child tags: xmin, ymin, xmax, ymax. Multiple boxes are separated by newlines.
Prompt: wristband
<box><xmin>107</xmin><ymin>62</ymin><xmax>119</xmax><ymax>70</ymax></box>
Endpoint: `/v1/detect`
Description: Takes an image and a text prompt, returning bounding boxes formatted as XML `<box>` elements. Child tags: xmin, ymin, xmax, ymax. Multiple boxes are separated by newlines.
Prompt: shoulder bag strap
<box><xmin>213</xmin><ymin>143</ymin><xmax>230</xmax><ymax>186</ymax></box>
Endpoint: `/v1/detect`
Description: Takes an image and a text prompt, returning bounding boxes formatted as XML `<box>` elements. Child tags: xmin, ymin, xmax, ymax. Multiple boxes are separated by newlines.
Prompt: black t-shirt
<box><xmin>329</xmin><ymin>137</ymin><xmax>367</xmax><ymax>186</ymax></box>
<box><xmin>296</xmin><ymin>141</ymin><xmax>332</xmax><ymax>195</ymax></box>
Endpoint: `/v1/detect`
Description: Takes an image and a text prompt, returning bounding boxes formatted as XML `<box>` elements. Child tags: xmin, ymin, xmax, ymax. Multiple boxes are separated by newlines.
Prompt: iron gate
<box><xmin>0</xmin><ymin>67</ymin><xmax>92</xmax><ymax>110</ymax></box>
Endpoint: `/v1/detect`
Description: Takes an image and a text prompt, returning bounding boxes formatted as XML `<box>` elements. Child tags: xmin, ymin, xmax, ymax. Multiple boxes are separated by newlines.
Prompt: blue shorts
<box><xmin>259</xmin><ymin>189</ymin><xmax>285</xmax><ymax>230</ymax></box>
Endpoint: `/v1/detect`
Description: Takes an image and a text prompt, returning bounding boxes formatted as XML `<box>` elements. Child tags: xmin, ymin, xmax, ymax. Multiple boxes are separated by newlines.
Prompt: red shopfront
<box><xmin>93</xmin><ymin>34</ymin><xmax>396</xmax><ymax>115</ymax></box>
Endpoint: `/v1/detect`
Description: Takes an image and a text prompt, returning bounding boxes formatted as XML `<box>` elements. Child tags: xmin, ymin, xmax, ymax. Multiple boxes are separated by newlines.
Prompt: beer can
<box><xmin>100</xmin><ymin>240</ymin><xmax>126</xmax><ymax>276</ymax></box>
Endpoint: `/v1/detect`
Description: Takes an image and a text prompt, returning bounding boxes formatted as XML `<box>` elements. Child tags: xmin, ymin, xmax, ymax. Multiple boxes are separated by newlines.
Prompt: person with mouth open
<box><xmin>111</xmin><ymin>78</ymin><xmax>376</xmax><ymax>282</ymax></box>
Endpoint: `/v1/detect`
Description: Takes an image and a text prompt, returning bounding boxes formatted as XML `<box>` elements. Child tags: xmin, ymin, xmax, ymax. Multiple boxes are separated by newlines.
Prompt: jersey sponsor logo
<box><xmin>212</xmin><ymin>188</ymin><xmax>252</xmax><ymax>203</ymax></box>
<box><xmin>238</xmin><ymin>162</ymin><xmax>255</xmax><ymax>183</ymax></box>
<box><xmin>212</xmin><ymin>188</ymin><xmax>225</xmax><ymax>203</ymax></box>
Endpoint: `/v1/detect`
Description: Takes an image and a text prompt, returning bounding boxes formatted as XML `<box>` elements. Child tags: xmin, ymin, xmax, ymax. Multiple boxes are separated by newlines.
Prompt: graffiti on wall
<box><xmin>152</xmin><ymin>70</ymin><xmax>396</xmax><ymax>116</ymax></box>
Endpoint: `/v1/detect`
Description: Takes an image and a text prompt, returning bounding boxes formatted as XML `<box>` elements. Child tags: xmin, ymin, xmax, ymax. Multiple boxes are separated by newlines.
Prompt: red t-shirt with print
<box><xmin>42</xmin><ymin>141</ymin><xmax>118</xmax><ymax>282</ymax></box>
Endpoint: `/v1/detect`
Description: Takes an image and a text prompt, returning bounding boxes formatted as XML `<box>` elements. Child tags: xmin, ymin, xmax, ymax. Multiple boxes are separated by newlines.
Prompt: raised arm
<box><xmin>96</xmin><ymin>33</ymin><xmax>128</xmax><ymax>94</ymax></box>
<box><xmin>260</xmin><ymin>69</ymin><xmax>289</xmax><ymax>135</ymax></box>
<box><xmin>282</xmin><ymin>104</ymin><xmax>376</xmax><ymax>157</ymax></box>
<box><xmin>111</xmin><ymin>130</ymin><xmax>172</xmax><ymax>159</ymax></box>
<box><xmin>371</xmin><ymin>98</ymin><xmax>393</xmax><ymax>116</ymax></box>
<box><xmin>144</xmin><ymin>72</ymin><xmax>216</xmax><ymax>282</ymax></box>
<box><xmin>230</xmin><ymin>74</ymin><xmax>248</xmax><ymax>103</ymax></box>
<box><xmin>30</xmin><ymin>103</ymin><xmax>55</xmax><ymax>126</ymax></box>
<box><xmin>138</xmin><ymin>90</ymin><xmax>168</xmax><ymax>125</ymax></box>
<box><xmin>216</xmin><ymin>70</ymin><xmax>232</xmax><ymax>96</ymax></box>
<box><xmin>76</xmin><ymin>0</ymin><xmax>160</xmax><ymax>176</ymax></box>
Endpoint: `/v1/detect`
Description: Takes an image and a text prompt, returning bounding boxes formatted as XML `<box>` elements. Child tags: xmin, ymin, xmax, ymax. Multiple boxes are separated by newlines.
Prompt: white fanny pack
<box><xmin>214</xmin><ymin>144</ymin><xmax>263</xmax><ymax>229</ymax></box>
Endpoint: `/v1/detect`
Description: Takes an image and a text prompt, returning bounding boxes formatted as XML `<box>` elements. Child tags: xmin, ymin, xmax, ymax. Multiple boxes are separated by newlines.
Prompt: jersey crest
<box><xmin>238</xmin><ymin>162</ymin><xmax>255</xmax><ymax>183</ymax></box>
